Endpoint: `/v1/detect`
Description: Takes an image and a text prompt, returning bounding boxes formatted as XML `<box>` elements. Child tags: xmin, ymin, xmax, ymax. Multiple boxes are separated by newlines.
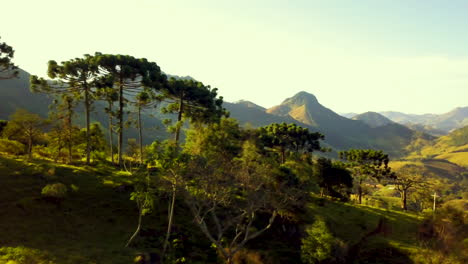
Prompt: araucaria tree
<box><xmin>339</xmin><ymin>149</ymin><xmax>392</xmax><ymax>204</ymax></box>
<box><xmin>30</xmin><ymin>54</ymin><xmax>99</xmax><ymax>165</ymax></box>
<box><xmin>258</xmin><ymin>122</ymin><xmax>324</xmax><ymax>164</ymax></box>
<box><xmin>163</xmin><ymin>78</ymin><xmax>225</xmax><ymax>145</ymax></box>
<box><xmin>0</xmin><ymin>36</ymin><xmax>18</xmax><ymax>80</ymax></box>
<box><xmin>94</xmin><ymin>53</ymin><xmax>165</xmax><ymax>167</ymax></box>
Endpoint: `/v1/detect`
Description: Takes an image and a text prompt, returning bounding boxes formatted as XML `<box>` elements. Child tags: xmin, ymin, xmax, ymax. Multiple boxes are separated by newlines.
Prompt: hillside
<box><xmin>1</xmin><ymin>155</ymin><xmax>455</xmax><ymax>264</ymax></box>
<box><xmin>406</xmin><ymin>125</ymin><xmax>468</xmax><ymax>168</ymax></box>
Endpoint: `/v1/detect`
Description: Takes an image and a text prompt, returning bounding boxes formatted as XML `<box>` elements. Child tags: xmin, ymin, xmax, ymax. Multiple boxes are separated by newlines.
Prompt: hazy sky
<box><xmin>3</xmin><ymin>0</ymin><xmax>468</xmax><ymax>114</ymax></box>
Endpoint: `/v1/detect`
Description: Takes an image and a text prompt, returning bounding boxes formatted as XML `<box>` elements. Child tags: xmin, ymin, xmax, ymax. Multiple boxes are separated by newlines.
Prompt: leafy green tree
<box><xmin>0</xmin><ymin>36</ymin><xmax>18</xmax><ymax>80</ymax></box>
<box><xmin>163</xmin><ymin>78</ymin><xmax>224</xmax><ymax>145</ymax></box>
<box><xmin>30</xmin><ymin>54</ymin><xmax>100</xmax><ymax>165</ymax></box>
<box><xmin>301</xmin><ymin>218</ymin><xmax>335</xmax><ymax>264</ymax></box>
<box><xmin>181</xmin><ymin>122</ymin><xmax>295</xmax><ymax>264</ymax></box>
<box><xmin>314</xmin><ymin>158</ymin><xmax>353</xmax><ymax>200</ymax></box>
<box><xmin>48</xmin><ymin>94</ymin><xmax>80</xmax><ymax>163</ymax></box>
<box><xmin>258</xmin><ymin>123</ymin><xmax>324</xmax><ymax>164</ymax></box>
<box><xmin>3</xmin><ymin>109</ymin><xmax>47</xmax><ymax>158</ymax></box>
<box><xmin>339</xmin><ymin>149</ymin><xmax>392</xmax><ymax>204</ymax></box>
<box><xmin>146</xmin><ymin>140</ymin><xmax>190</xmax><ymax>259</ymax></box>
<box><xmin>394</xmin><ymin>164</ymin><xmax>427</xmax><ymax>211</ymax></box>
<box><xmin>95</xmin><ymin>53</ymin><xmax>165</xmax><ymax>167</ymax></box>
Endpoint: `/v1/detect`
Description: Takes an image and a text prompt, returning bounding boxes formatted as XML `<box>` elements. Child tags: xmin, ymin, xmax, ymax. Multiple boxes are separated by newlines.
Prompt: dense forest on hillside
<box><xmin>0</xmin><ymin>37</ymin><xmax>467</xmax><ymax>264</ymax></box>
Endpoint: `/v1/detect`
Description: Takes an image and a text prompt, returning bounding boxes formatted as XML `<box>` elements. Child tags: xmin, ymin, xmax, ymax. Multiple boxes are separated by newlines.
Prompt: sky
<box><xmin>2</xmin><ymin>0</ymin><xmax>468</xmax><ymax>114</ymax></box>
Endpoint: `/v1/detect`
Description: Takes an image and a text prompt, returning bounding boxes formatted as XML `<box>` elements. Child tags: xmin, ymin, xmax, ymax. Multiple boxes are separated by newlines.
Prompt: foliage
<box><xmin>301</xmin><ymin>218</ymin><xmax>335</xmax><ymax>264</ymax></box>
<box><xmin>339</xmin><ymin>149</ymin><xmax>393</xmax><ymax>204</ymax></box>
<box><xmin>3</xmin><ymin>108</ymin><xmax>48</xmax><ymax>157</ymax></box>
<box><xmin>162</xmin><ymin>77</ymin><xmax>225</xmax><ymax>144</ymax></box>
<box><xmin>0</xmin><ymin>138</ymin><xmax>26</xmax><ymax>155</ymax></box>
<box><xmin>41</xmin><ymin>183</ymin><xmax>67</xmax><ymax>200</ymax></box>
<box><xmin>0</xmin><ymin>246</ymin><xmax>56</xmax><ymax>264</ymax></box>
<box><xmin>258</xmin><ymin>122</ymin><xmax>324</xmax><ymax>163</ymax></box>
<box><xmin>0</xmin><ymin>36</ymin><xmax>18</xmax><ymax>80</ymax></box>
<box><xmin>314</xmin><ymin>158</ymin><xmax>353</xmax><ymax>200</ymax></box>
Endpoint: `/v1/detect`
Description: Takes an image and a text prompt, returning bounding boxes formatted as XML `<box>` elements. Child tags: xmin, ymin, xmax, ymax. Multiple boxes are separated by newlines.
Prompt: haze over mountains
<box><xmin>342</xmin><ymin>108</ymin><xmax>468</xmax><ymax>135</ymax></box>
<box><xmin>1</xmin><ymin>68</ymin><xmax>467</xmax><ymax>158</ymax></box>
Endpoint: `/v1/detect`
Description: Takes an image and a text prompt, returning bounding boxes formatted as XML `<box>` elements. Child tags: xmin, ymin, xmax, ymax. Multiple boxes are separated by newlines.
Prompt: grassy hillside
<box><xmin>407</xmin><ymin>125</ymin><xmax>468</xmax><ymax>168</ymax></box>
<box><xmin>2</xmin><ymin>155</ymin><xmax>465</xmax><ymax>263</ymax></box>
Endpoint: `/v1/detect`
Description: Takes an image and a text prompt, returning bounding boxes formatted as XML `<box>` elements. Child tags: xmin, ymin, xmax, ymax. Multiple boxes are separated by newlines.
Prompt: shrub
<box><xmin>0</xmin><ymin>246</ymin><xmax>56</xmax><ymax>264</ymax></box>
<box><xmin>301</xmin><ymin>218</ymin><xmax>335</xmax><ymax>264</ymax></box>
<box><xmin>0</xmin><ymin>139</ymin><xmax>26</xmax><ymax>155</ymax></box>
<box><xmin>41</xmin><ymin>183</ymin><xmax>67</xmax><ymax>204</ymax></box>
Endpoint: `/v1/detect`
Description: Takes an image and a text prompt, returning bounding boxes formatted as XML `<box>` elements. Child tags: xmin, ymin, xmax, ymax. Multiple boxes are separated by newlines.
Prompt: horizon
<box><xmin>3</xmin><ymin>0</ymin><xmax>468</xmax><ymax>114</ymax></box>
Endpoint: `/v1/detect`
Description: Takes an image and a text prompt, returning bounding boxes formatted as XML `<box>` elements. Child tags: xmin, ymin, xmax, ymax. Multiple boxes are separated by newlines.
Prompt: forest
<box><xmin>0</xmin><ymin>36</ymin><xmax>467</xmax><ymax>264</ymax></box>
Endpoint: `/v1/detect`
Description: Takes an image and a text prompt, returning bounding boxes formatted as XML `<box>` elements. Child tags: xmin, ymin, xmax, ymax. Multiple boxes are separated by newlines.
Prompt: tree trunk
<box><xmin>281</xmin><ymin>148</ymin><xmax>285</xmax><ymax>164</ymax></box>
<box><xmin>401</xmin><ymin>190</ymin><xmax>407</xmax><ymax>211</ymax></box>
<box><xmin>28</xmin><ymin>132</ymin><xmax>32</xmax><ymax>159</ymax></box>
<box><xmin>84</xmin><ymin>84</ymin><xmax>91</xmax><ymax>165</ymax></box>
<box><xmin>67</xmin><ymin>108</ymin><xmax>73</xmax><ymax>164</ymax></box>
<box><xmin>118</xmin><ymin>78</ymin><xmax>124</xmax><ymax>168</ymax></box>
<box><xmin>138</xmin><ymin>105</ymin><xmax>143</xmax><ymax>164</ymax></box>
<box><xmin>358</xmin><ymin>181</ymin><xmax>363</xmax><ymax>204</ymax></box>
<box><xmin>174</xmin><ymin>97</ymin><xmax>184</xmax><ymax>145</ymax></box>
<box><xmin>108</xmin><ymin>101</ymin><xmax>114</xmax><ymax>164</ymax></box>
<box><xmin>125</xmin><ymin>207</ymin><xmax>143</xmax><ymax>247</ymax></box>
<box><xmin>162</xmin><ymin>184</ymin><xmax>177</xmax><ymax>259</ymax></box>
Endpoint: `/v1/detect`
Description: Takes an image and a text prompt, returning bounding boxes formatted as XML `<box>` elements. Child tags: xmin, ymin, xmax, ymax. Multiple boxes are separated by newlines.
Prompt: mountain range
<box><xmin>342</xmin><ymin>108</ymin><xmax>468</xmax><ymax>135</ymax></box>
<box><xmin>1</xmin><ymin>68</ymin><xmax>467</xmax><ymax>159</ymax></box>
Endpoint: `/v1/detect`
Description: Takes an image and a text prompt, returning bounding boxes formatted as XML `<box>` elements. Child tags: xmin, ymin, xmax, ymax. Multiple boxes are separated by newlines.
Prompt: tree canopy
<box><xmin>0</xmin><ymin>36</ymin><xmax>18</xmax><ymax>80</ymax></box>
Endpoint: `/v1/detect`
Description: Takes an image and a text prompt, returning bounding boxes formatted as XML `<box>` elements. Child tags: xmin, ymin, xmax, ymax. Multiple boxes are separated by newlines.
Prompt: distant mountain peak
<box><xmin>282</xmin><ymin>91</ymin><xmax>319</xmax><ymax>106</ymax></box>
<box><xmin>233</xmin><ymin>100</ymin><xmax>265</xmax><ymax>111</ymax></box>
<box><xmin>352</xmin><ymin>111</ymin><xmax>395</xmax><ymax>128</ymax></box>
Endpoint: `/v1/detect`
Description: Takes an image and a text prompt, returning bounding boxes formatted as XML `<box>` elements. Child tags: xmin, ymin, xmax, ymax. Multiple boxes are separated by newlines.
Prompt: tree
<box><xmin>339</xmin><ymin>149</ymin><xmax>392</xmax><ymax>204</ymax></box>
<box><xmin>49</xmin><ymin>94</ymin><xmax>80</xmax><ymax>163</ymax></box>
<box><xmin>3</xmin><ymin>109</ymin><xmax>47</xmax><ymax>158</ymax></box>
<box><xmin>146</xmin><ymin>140</ymin><xmax>190</xmax><ymax>259</ymax></box>
<box><xmin>0</xmin><ymin>36</ymin><xmax>18</xmax><ymax>80</ymax></box>
<box><xmin>163</xmin><ymin>78</ymin><xmax>224</xmax><ymax>145</ymax></box>
<box><xmin>95</xmin><ymin>53</ymin><xmax>165</xmax><ymax>167</ymax></box>
<box><xmin>134</xmin><ymin>91</ymin><xmax>160</xmax><ymax>163</ymax></box>
<box><xmin>181</xmin><ymin>122</ymin><xmax>295</xmax><ymax>264</ymax></box>
<box><xmin>314</xmin><ymin>158</ymin><xmax>353</xmax><ymax>200</ymax></box>
<box><xmin>183</xmin><ymin>140</ymin><xmax>284</xmax><ymax>264</ymax></box>
<box><xmin>393</xmin><ymin>164</ymin><xmax>427</xmax><ymax>211</ymax></box>
<box><xmin>30</xmin><ymin>54</ymin><xmax>100</xmax><ymax>165</ymax></box>
<box><xmin>96</xmin><ymin>86</ymin><xmax>118</xmax><ymax>164</ymax></box>
<box><xmin>258</xmin><ymin>123</ymin><xmax>324</xmax><ymax>164</ymax></box>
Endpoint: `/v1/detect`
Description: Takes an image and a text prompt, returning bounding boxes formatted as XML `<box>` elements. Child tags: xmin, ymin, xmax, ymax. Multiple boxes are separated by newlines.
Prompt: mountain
<box><xmin>259</xmin><ymin>91</ymin><xmax>431</xmax><ymax>157</ymax></box>
<box><xmin>232</xmin><ymin>100</ymin><xmax>265</xmax><ymax>111</ymax></box>
<box><xmin>0</xmin><ymin>69</ymin><xmax>51</xmax><ymax>119</ymax></box>
<box><xmin>0</xmin><ymin>71</ymin><xmax>449</xmax><ymax>158</ymax></box>
<box><xmin>380</xmin><ymin>108</ymin><xmax>468</xmax><ymax>134</ymax></box>
<box><xmin>352</xmin><ymin>112</ymin><xmax>395</xmax><ymax>128</ymax></box>
<box><xmin>340</xmin><ymin>112</ymin><xmax>358</xmax><ymax>118</ymax></box>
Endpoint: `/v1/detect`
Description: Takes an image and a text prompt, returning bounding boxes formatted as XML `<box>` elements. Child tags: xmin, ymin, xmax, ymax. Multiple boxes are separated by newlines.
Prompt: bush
<box><xmin>0</xmin><ymin>139</ymin><xmax>26</xmax><ymax>155</ymax></box>
<box><xmin>41</xmin><ymin>183</ymin><xmax>67</xmax><ymax>204</ymax></box>
<box><xmin>301</xmin><ymin>218</ymin><xmax>335</xmax><ymax>264</ymax></box>
<box><xmin>0</xmin><ymin>246</ymin><xmax>56</xmax><ymax>264</ymax></box>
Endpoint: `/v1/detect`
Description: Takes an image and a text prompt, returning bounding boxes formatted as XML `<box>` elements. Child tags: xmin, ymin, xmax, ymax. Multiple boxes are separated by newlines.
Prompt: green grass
<box><xmin>0</xmin><ymin>155</ymin><xmax>143</xmax><ymax>264</ymax></box>
<box><xmin>307</xmin><ymin>196</ymin><xmax>425</xmax><ymax>262</ymax></box>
